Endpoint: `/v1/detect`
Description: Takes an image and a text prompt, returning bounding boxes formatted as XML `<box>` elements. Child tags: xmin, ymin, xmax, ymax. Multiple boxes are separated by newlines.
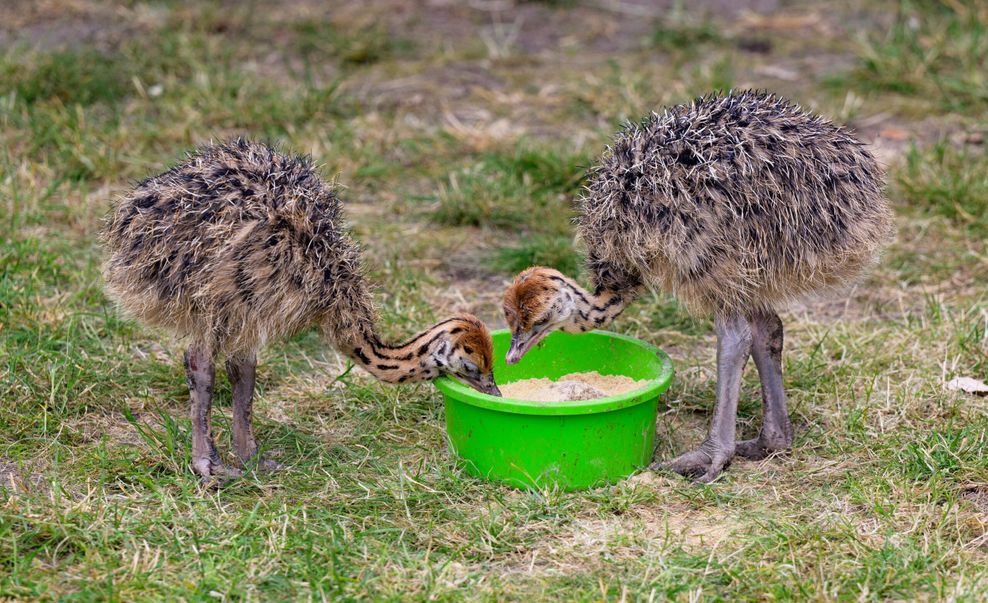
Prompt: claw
<box><xmin>252</xmin><ymin>458</ymin><xmax>285</xmax><ymax>473</ymax></box>
<box><xmin>735</xmin><ymin>434</ymin><xmax>791</xmax><ymax>461</ymax></box>
<box><xmin>660</xmin><ymin>449</ymin><xmax>712</xmax><ymax>478</ymax></box>
<box><xmin>658</xmin><ymin>443</ymin><xmax>734</xmax><ymax>483</ymax></box>
<box><xmin>192</xmin><ymin>457</ymin><xmax>243</xmax><ymax>482</ymax></box>
<box><xmin>735</xmin><ymin>438</ymin><xmax>770</xmax><ymax>460</ymax></box>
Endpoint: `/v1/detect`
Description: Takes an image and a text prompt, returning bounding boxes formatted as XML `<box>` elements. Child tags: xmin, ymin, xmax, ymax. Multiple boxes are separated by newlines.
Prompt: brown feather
<box><xmin>101</xmin><ymin>138</ymin><xmax>495</xmax><ymax>377</ymax></box>
<box><xmin>578</xmin><ymin>90</ymin><xmax>894</xmax><ymax>315</ymax></box>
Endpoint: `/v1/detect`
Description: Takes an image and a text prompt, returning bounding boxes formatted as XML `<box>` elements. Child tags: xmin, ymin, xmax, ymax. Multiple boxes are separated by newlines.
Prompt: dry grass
<box><xmin>1</xmin><ymin>0</ymin><xmax>986</xmax><ymax>600</ymax></box>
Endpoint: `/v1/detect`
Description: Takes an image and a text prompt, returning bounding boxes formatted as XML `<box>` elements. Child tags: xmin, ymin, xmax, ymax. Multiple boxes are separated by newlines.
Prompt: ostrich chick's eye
<box><xmin>503</xmin><ymin>305</ymin><xmax>519</xmax><ymax>328</ymax></box>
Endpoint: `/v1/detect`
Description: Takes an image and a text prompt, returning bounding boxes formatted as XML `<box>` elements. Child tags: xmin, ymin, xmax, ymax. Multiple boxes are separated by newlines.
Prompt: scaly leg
<box><xmin>658</xmin><ymin>313</ymin><xmax>752</xmax><ymax>483</ymax></box>
<box><xmin>186</xmin><ymin>344</ymin><xmax>241</xmax><ymax>480</ymax></box>
<box><xmin>226</xmin><ymin>352</ymin><xmax>282</xmax><ymax>471</ymax></box>
<box><xmin>735</xmin><ymin>311</ymin><xmax>793</xmax><ymax>460</ymax></box>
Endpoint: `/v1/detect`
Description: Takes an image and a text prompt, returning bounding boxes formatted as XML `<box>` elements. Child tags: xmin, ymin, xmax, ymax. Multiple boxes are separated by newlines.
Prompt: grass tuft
<box><xmin>431</xmin><ymin>144</ymin><xmax>587</xmax><ymax>230</ymax></box>
<box><xmin>294</xmin><ymin>19</ymin><xmax>415</xmax><ymax>66</ymax></box>
<box><xmin>652</xmin><ymin>19</ymin><xmax>723</xmax><ymax>51</ymax></box>
<box><xmin>899</xmin><ymin>424</ymin><xmax>988</xmax><ymax>482</ymax></box>
<box><xmin>1</xmin><ymin>49</ymin><xmax>131</xmax><ymax>107</ymax></box>
<box><xmin>431</xmin><ymin>144</ymin><xmax>589</xmax><ymax>274</ymax></box>
<box><xmin>491</xmin><ymin>233</ymin><xmax>581</xmax><ymax>275</ymax></box>
<box><xmin>833</xmin><ymin>1</ymin><xmax>988</xmax><ymax>113</ymax></box>
<box><xmin>897</xmin><ymin>142</ymin><xmax>988</xmax><ymax>232</ymax></box>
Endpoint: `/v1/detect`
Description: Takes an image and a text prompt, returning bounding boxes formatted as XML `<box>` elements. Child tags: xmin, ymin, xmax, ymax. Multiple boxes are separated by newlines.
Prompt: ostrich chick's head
<box><xmin>502</xmin><ymin>267</ymin><xmax>581</xmax><ymax>364</ymax></box>
<box><xmin>439</xmin><ymin>314</ymin><xmax>500</xmax><ymax>396</ymax></box>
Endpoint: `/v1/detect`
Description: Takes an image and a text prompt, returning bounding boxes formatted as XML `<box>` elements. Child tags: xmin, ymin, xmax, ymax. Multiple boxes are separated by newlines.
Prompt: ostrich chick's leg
<box><xmin>226</xmin><ymin>352</ymin><xmax>282</xmax><ymax>472</ymax></box>
<box><xmin>659</xmin><ymin>314</ymin><xmax>752</xmax><ymax>483</ymax></box>
<box><xmin>735</xmin><ymin>311</ymin><xmax>793</xmax><ymax>459</ymax></box>
<box><xmin>186</xmin><ymin>345</ymin><xmax>242</xmax><ymax>480</ymax></box>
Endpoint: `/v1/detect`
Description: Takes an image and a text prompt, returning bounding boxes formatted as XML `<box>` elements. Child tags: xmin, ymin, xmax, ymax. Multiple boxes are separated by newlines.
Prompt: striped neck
<box><xmin>342</xmin><ymin>319</ymin><xmax>458</xmax><ymax>384</ymax></box>
<box><xmin>553</xmin><ymin>274</ymin><xmax>638</xmax><ymax>332</ymax></box>
<box><xmin>332</xmin><ymin>312</ymin><xmax>495</xmax><ymax>394</ymax></box>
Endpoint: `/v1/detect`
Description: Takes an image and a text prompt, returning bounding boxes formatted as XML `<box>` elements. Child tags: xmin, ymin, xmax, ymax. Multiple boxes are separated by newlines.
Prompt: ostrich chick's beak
<box><xmin>464</xmin><ymin>373</ymin><xmax>502</xmax><ymax>397</ymax></box>
<box><xmin>506</xmin><ymin>329</ymin><xmax>545</xmax><ymax>365</ymax></box>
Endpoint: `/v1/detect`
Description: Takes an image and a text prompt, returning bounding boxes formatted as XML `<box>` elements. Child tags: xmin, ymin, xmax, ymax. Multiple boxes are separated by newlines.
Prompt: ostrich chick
<box><xmin>103</xmin><ymin>138</ymin><xmax>500</xmax><ymax>479</ymax></box>
<box><xmin>503</xmin><ymin>92</ymin><xmax>893</xmax><ymax>482</ymax></box>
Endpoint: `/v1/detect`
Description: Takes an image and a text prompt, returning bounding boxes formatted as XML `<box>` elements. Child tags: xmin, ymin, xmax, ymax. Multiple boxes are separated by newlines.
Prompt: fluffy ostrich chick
<box><xmin>103</xmin><ymin>139</ymin><xmax>500</xmax><ymax>479</ymax></box>
<box><xmin>503</xmin><ymin>92</ymin><xmax>894</xmax><ymax>482</ymax></box>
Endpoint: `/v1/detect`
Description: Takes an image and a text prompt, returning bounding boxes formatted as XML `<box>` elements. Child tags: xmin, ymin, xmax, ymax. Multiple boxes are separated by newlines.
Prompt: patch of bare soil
<box><xmin>0</xmin><ymin>0</ymin><xmax>135</xmax><ymax>51</ymax></box>
<box><xmin>497</xmin><ymin>495</ymin><xmax>740</xmax><ymax>578</ymax></box>
<box><xmin>359</xmin><ymin>64</ymin><xmax>507</xmax><ymax>114</ymax></box>
<box><xmin>961</xmin><ymin>485</ymin><xmax>988</xmax><ymax>515</ymax></box>
<box><xmin>853</xmin><ymin>115</ymin><xmax>957</xmax><ymax>170</ymax></box>
<box><xmin>438</xmin><ymin>274</ymin><xmax>509</xmax><ymax>328</ymax></box>
<box><xmin>64</xmin><ymin>407</ymin><xmax>147</xmax><ymax>448</ymax></box>
<box><xmin>0</xmin><ymin>459</ymin><xmax>48</xmax><ymax>495</ymax></box>
<box><xmin>563</xmin><ymin>511</ymin><xmax>733</xmax><ymax>557</ymax></box>
<box><xmin>423</xmin><ymin>228</ymin><xmax>510</xmax><ymax>326</ymax></box>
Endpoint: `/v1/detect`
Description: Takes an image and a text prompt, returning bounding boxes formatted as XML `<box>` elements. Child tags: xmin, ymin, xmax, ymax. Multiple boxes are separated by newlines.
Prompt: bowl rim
<box><xmin>433</xmin><ymin>329</ymin><xmax>674</xmax><ymax>416</ymax></box>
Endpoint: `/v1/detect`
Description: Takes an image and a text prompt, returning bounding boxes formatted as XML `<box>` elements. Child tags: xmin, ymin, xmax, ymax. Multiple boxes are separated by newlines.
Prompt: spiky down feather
<box><xmin>101</xmin><ymin>138</ymin><xmax>376</xmax><ymax>355</ymax></box>
<box><xmin>578</xmin><ymin>90</ymin><xmax>894</xmax><ymax>315</ymax></box>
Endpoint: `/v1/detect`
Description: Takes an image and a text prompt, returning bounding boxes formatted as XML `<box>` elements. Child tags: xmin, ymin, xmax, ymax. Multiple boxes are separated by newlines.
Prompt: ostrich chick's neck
<box><xmin>343</xmin><ymin>320</ymin><xmax>454</xmax><ymax>384</ymax></box>
<box><xmin>555</xmin><ymin>275</ymin><xmax>638</xmax><ymax>332</ymax></box>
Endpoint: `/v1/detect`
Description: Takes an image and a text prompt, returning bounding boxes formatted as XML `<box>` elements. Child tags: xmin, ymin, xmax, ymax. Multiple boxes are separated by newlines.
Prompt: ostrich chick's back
<box><xmin>102</xmin><ymin>138</ymin><xmax>374</xmax><ymax>354</ymax></box>
<box><xmin>580</xmin><ymin>91</ymin><xmax>895</xmax><ymax>315</ymax></box>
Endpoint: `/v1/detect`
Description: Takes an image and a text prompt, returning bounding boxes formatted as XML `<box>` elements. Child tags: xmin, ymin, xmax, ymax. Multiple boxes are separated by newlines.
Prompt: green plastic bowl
<box><xmin>434</xmin><ymin>330</ymin><xmax>674</xmax><ymax>491</ymax></box>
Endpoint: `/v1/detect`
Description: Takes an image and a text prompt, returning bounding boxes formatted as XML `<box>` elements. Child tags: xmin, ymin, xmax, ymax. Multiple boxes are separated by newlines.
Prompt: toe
<box><xmin>256</xmin><ymin>458</ymin><xmax>285</xmax><ymax>472</ymax></box>
<box><xmin>197</xmin><ymin>469</ymin><xmax>242</xmax><ymax>488</ymax></box>
<box><xmin>659</xmin><ymin>442</ymin><xmax>736</xmax><ymax>482</ymax></box>
<box><xmin>217</xmin><ymin>464</ymin><xmax>243</xmax><ymax>477</ymax></box>
<box><xmin>661</xmin><ymin>449</ymin><xmax>713</xmax><ymax>478</ymax></box>
<box><xmin>695</xmin><ymin>454</ymin><xmax>731</xmax><ymax>483</ymax></box>
<box><xmin>735</xmin><ymin>438</ymin><xmax>769</xmax><ymax>460</ymax></box>
<box><xmin>735</xmin><ymin>435</ymin><xmax>791</xmax><ymax>461</ymax></box>
<box><xmin>192</xmin><ymin>457</ymin><xmax>243</xmax><ymax>480</ymax></box>
<box><xmin>192</xmin><ymin>457</ymin><xmax>214</xmax><ymax>478</ymax></box>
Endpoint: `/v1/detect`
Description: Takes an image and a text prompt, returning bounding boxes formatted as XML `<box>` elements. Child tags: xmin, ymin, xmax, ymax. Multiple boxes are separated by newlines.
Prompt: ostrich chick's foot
<box><xmin>654</xmin><ymin>440</ymin><xmax>735</xmax><ymax>483</ymax></box>
<box><xmin>244</xmin><ymin>457</ymin><xmax>285</xmax><ymax>473</ymax></box>
<box><xmin>735</xmin><ymin>311</ymin><xmax>793</xmax><ymax>462</ymax></box>
<box><xmin>192</xmin><ymin>455</ymin><xmax>244</xmax><ymax>482</ymax></box>
<box><xmin>655</xmin><ymin>314</ymin><xmax>752</xmax><ymax>484</ymax></box>
<box><xmin>186</xmin><ymin>344</ymin><xmax>242</xmax><ymax>484</ymax></box>
<box><xmin>734</xmin><ymin>432</ymin><xmax>791</xmax><ymax>461</ymax></box>
<box><xmin>225</xmin><ymin>353</ymin><xmax>285</xmax><ymax>475</ymax></box>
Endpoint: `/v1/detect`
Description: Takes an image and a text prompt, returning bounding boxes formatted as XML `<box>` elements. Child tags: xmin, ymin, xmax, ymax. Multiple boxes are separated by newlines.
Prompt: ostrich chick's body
<box><xmin>503</xmin><ymin>92</ymin><xmax>894</xmax><ymax>482</ymax></box>
<box><xmin>104</xmin><ymin>139</ymin><xmax>499</xmax><ymax>479</ymax></box>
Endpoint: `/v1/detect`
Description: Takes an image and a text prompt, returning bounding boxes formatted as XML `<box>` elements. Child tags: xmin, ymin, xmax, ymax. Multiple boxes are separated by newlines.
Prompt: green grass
<box><xmin>652</xmin><ymin>19</ymin><xmax>723</xmax><ymax>51</ymax></box>
<box><xmin>1</xmin><ymin>0</ymin><xmax>987</xmax><ymax>600</ymax></box>
<box><xmin>833</xmin><ymin>0</ymin><xmax>988</xmax><ymax>114</ymax></box>
<box><xmin>431</xmin><ymin>143</ymin><xmax>589</xmax><ymax>275</ymax></box>
<box><xmin>2</xmin><ymin>48</ymin><xmax>132</xmax><ymax>106</ymax></box>
<box><xmin>491</xmin><ymin>233</ymin><xmax>581</xmax><ymax>275</ymax></box>
<box><xmin>431</xmin><ymin>144</ymin><xmax>587</xmax><ymax>229</ymax></box>
<box><xmin>897</xmin><ymin>142</ymin><xmax>988</xmax><ymax>232</ymax></box>
<box><xmin>294</xmin><ymin>19</ymin><xmax>415</xmax><ymax>66</ymax></box>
